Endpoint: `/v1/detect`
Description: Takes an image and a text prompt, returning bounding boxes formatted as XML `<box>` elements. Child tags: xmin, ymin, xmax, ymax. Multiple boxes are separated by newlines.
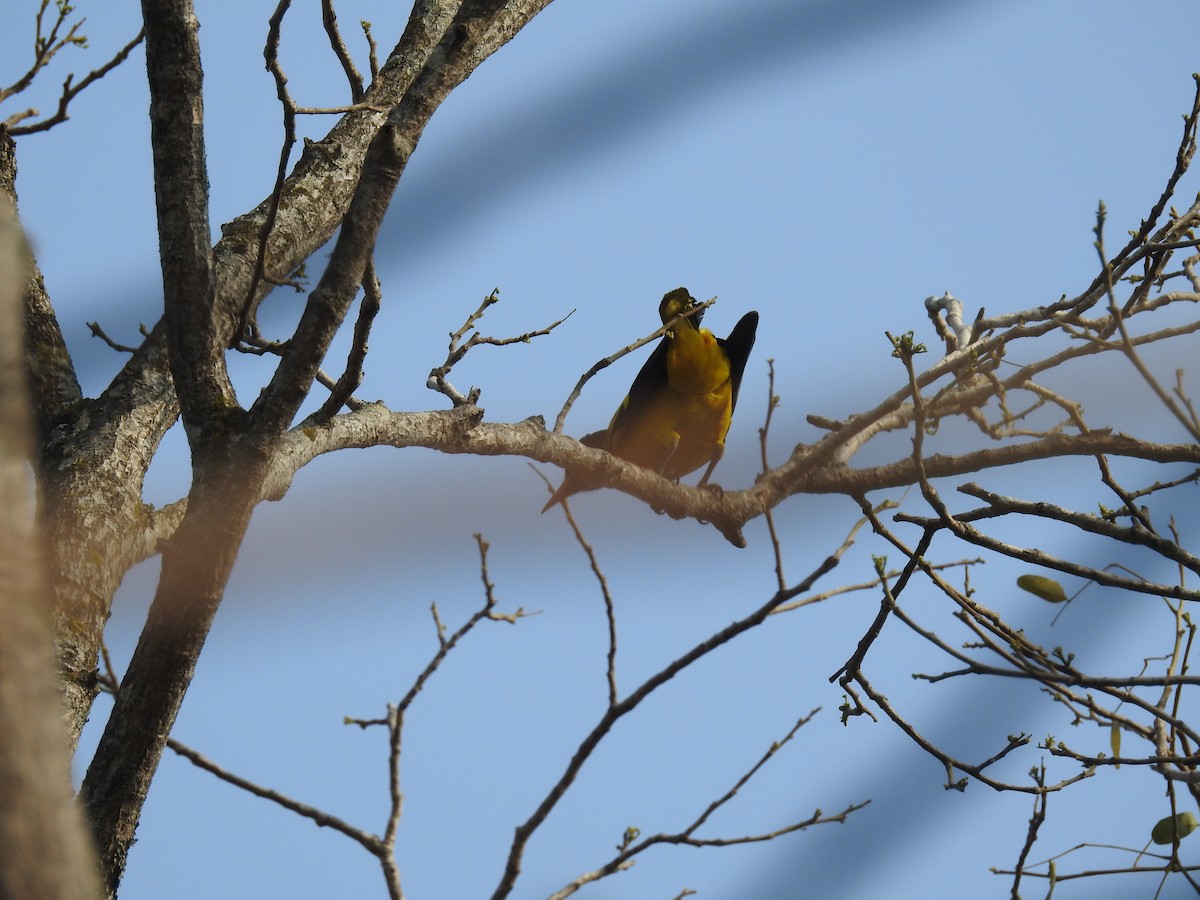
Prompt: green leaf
<box><xmin>1110</xmin><ymin>723</ymin><xmax>1121</xmax><ymax>769</ymax></box>
<box><xmin>1151</xmin><ymin>811</ymin><xmax>1198</xmax><ymax>845</ymax></box>
<box><xmin>1017</xmin><ymin>574</ymin><xmax>1068</xmax><ymax>603</ymax></box>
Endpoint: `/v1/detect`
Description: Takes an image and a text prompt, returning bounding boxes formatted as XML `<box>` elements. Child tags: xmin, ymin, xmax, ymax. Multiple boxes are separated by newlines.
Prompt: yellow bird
<box><xmin>544</xmin><ymin>288</ymin><xmax>759</xmax><ymax>512</ymax></box>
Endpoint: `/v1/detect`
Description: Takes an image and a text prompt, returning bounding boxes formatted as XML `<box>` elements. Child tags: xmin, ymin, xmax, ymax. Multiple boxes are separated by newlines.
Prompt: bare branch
<box><xmin>955</xmin><ymin>482</ymin><xmax>1200</xmax><ymax>578</ymax></box>
<box><xmin>6</xmin><ymin>27</ymin><xmax>146</xmax><ymax>136</ymax></box>
<box><xmin>758</xmin><ymin>358</ymin><xmax>787</xmax><ymax>592</ymax></box>
<box><xmin>492</xmin><ymin>532</ymin><xmax>856</xmax><ymax>899</ymax></box>
<box><xmin>253</xmin><ymin>0</ymin><xmax>557</xmax><ymax>437</ymax></box>
<box><xmin>548</xmin><ymin>709</ymin><xmax>867</xmax><ymax>899</ymax></box>
<box><xmin>166</xmin><ymin>739</ymin><xmax>385</xmax><ymax>854</ymax></box>
<box><xmin>427</xmin><ymin>289</ymin><xmax>573</xmax><ymax>406</ymax></box>
<box><xmin>86</xmin><ymin>322</ymin><xmax>139</xmax><ymax>354</ymax></box>
<box><xmin>530</xmin><ymin>464</ymin><xmax>619</xmax><ymax>707</ymax></box>
<box><xmin>0</xmin><ymin>0</ymin><xmax>85</xmax><ymax>108</ymax></box>
<box><xmin>310</xmin><ymin>256</ymin><xmax>383</xmax><ymax>421</ymax></box>
<box><xmin>321</xmin><ymin>0</ymin><xmax>366</xmax><ymax>102</ymax></box>
<box><xmin>236</xmin><ymin>0</ymin><xmax>300</xmax><ymax>345</ymax></box>
<box><xmin>1007</xmin><ymin>765</ymin><xmax>1048</xmax><ymax>899</ymax></box>
<box><xmin>1110</xmin><ymin>298</ymin><xmax>1200</xmax><ymax>440</ymax></box>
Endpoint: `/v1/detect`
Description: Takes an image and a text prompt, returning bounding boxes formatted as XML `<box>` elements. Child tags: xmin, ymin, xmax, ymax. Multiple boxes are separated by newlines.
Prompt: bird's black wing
<box><xmin>606</xmin><ymin>335</ymin><xmax>670</xmax><ymax>442</ymax></box>
<box><xmin>719</xmin><ymin>310</ymin><xmax>759</xmax><ymax>414</ymax></box>
<box><xmin>579</xmin><ymin>428</ymin><xmax>608</xmax><ymax>450</ymax></box>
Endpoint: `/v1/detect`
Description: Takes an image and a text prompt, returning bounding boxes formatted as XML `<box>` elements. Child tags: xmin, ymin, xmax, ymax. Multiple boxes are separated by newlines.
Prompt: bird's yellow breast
<box><xmin>606</xmin><ymin>324</ymin><xmax>734</xmax><ymax>479</ymax></box>
<box><xmin>665</xmin><ymin>324</ymin><xmax>731</xmax><ymax>394</ymax></box>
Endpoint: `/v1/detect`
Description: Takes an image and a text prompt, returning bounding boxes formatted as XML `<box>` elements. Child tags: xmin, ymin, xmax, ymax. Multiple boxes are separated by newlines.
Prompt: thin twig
<box><xmin>530</xmin><ymin>464</ymin><xmax>619</xmax><ymax>706</ymax></box>
<box><xmin>1009</xmin><ymin>764</ymin><xmax>1048</xmax><ymax>899</ymax></box>
<box><xmin>758</xmin><ymin>358</ymin><xmax>786</xmax><ymax>592</ymax></box>
<box><xmin>547</xmin><ymin>709</ymin><xmax>869</xmax><ymax>899</ymax></box>
<box><xmin>86</xmin><ymin>322</ymin><xmax>139</xmax><ymax>354</ymax></box>
<box><xmin>427</xmin><ymin>289</ymin><xmax>573</xmax><ymax>406</ymax></box>
<box><xmin>321</xmin><ymin>0</ymin><xmax>365</xmax><ymax>101</ymax></box>
<box><xmin>492</xmin><ymin>529</ymin><xmax>856</xmax><ymax>899</ymax></box>
<box><xmin>234</xmin><ymin>0</ymin><xmax>298</xmax><ymax>345</ymax></box>
<box><xmin>166</xmin><ymin>738</ymin><xmax>387</xmax><ymax>855</ymax></box>
<box><xmin>362</xmin><ymin>20</ymin><xmax>379</xmax><ymax>79</ymax></box>
<box><xmin>551</xmin><ymin>298</ymin><xmax>714</xmax><ymax>434</ymax></box>
<box><xmin>5</xmin><ymin>5</ymin><xmax>145</xmax><ymax>136</ymax></box>
<box><xmin>311</xmin><ymin>255</ymin><xmax>382</xmax><ymax>421</ymax></box>
<box><xmin>772</xmin><ymin>556</ymin><xmax>983</xmax><ymax>615</ymax></box>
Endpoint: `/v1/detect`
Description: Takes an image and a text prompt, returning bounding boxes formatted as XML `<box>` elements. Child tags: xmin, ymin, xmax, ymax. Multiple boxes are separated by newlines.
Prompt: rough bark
<box><xmin>0</xmin><ymin>151</ymin><xmax>102</xmax><ymax>900</ymax></box>
<box><xmin>3</xmin><ymin>128</ymin><xmax>176</xmax><ymax>753</ymax></box>
<box><xmin>29</xmin><ymin>0</ymin><xmax>549</xmax><ymax>750</ymax></box>
<box><xmin>79</xmin><ymin>3</ymin><xmax>252</xmax><ymax>893</ymax></box>
<box><xmin>77</xmin><ymin>2</ymin><xmax>556</xmax><ymax>894</ymax></box>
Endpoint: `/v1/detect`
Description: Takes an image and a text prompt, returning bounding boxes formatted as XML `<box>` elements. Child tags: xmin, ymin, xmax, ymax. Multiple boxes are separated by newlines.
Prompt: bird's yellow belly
<box><xmin>664</xmin><ymin>386</ymin><xmax>733</xmax><ymax>478</ymax></box>
<box><xmin>608</xmin><ymin>378</ymin><xmax>733</xmax><ymax>479</ymax></box>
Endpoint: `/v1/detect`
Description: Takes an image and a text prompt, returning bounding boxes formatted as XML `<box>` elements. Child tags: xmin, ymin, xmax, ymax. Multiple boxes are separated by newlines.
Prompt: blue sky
<box><xmin>5</xmin><ymin>1</ymin><xmax>1200</xmax><ymax>897</ymax></box>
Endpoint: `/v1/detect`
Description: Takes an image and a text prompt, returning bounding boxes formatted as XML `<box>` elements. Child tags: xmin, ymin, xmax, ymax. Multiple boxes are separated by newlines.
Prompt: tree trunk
<box><xmin>0</xmin><ymin>146</ymin><xmax>103</xmax><ymax>900</ymax></box>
